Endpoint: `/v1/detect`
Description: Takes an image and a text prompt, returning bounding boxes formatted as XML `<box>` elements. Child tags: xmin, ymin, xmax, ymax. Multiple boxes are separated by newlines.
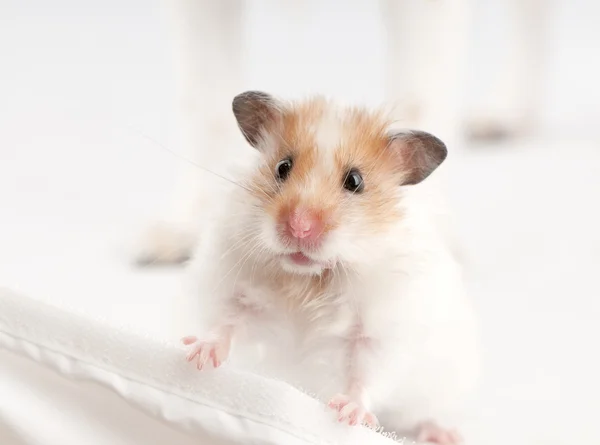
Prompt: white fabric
<box><xmin>0</xmin><ymin>289</ymin><xmax>399</xmax><ymax>445</ymax></box>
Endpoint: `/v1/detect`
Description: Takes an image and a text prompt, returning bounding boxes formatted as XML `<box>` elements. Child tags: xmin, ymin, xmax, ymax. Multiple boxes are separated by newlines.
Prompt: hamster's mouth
<box><xmin>288</xmin><ymin>252</ymin><xmax>315</xmax><ymax>266</ymax></box>
<box><xmin>283</xmin><ymin>252</ymin><xmax>334</xmax><ymax>269</ymax></box>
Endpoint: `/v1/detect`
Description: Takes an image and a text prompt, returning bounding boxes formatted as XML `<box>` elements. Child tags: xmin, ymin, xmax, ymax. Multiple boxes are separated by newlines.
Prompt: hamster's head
<box><xmin>232</xmin><ymin>91</ymin><xmax>447</xmax><ymax>275</ymax></box>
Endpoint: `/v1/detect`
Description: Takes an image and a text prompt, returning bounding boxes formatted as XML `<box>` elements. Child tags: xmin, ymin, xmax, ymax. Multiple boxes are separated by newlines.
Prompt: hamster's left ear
<box><xmin>387</xmin><ymin>130</ymin><xmax>448</xmax><ymax>185</ymax></box>
<box><xmin>232</xmin><ymin>90</ymin><xmax>282</xmax><ymax>151</ymax></box>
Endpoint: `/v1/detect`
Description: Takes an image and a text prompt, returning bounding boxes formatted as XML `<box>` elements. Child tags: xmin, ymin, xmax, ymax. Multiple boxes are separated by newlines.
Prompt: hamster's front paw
<box><xmin>181</xmin><ymin>335</ymin><xmax>231</xmax><ymax>370</ymax></box>
<box><xmin>416</xmin><ymin>421</ymin><xmax>463</xmax><ymax>445</ymax></box>
<box><xmin>327</xmin><ymin>393</ymin><xmax>379</xmax><ymax>428</ymax></box>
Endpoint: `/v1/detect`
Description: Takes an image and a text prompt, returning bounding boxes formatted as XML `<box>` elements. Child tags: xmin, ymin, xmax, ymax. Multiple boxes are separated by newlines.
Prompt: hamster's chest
<box><xmin>233</xmin><ymin>273</ymin><xmax>360</xmax><ymax>384</ymax></box>
<box><xmin>236</xmin><ymin>272</ymin><xmax>353</xmax><ymax>337</ymax></box>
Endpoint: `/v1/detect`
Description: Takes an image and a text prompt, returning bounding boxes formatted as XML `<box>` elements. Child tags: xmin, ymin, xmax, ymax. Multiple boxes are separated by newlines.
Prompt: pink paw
<box><xmin>181</xmin><ymin>335</ymin><xmax>230</xmax><ymax>370</ymax></box>
<box><xmin>417</xmin><ymin>421</ymin><xmax>463</xmax><ymax>445</ymax></box>
<box><xmin>327</xmin><ymin>394</ymin><xmax>379</xmax><ymax>428</ymax></box>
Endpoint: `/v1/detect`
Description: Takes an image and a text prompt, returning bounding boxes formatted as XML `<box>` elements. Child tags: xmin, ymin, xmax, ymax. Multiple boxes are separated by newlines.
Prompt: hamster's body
<box><xmin>183</xmin><ymin>93</ymin><xmax>479</xmax><ymax>443</ymax></box>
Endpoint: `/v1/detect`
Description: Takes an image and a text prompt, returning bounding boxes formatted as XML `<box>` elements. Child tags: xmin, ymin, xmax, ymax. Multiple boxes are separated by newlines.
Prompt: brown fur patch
<box><xmin>248</xmin><ymin>97</ymin><xmax>405</xmax><ymax>238</ymax></box>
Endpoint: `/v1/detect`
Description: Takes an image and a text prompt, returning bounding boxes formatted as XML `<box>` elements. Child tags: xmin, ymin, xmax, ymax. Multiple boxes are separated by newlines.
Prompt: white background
<box><xmin>0</xmin><ymin>1</ymin><xmax>599</xmax><ymax>444</ymax></box>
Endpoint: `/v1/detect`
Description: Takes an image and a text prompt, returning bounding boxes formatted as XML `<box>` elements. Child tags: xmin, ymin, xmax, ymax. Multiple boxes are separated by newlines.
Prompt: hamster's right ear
<box><xmin>387</xmin><ymin>130</ymin><xmax>448</xmax><ymax>185</ymax></box>
<box><xmin>232</xmin><ymin>91</ymin><xmax>282</xmax><ymax>151</ymax></box>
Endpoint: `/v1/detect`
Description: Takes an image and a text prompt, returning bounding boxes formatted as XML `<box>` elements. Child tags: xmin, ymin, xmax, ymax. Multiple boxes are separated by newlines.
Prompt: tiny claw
<box><xmin>364</xmin><ymin>412</ymin><xmax>379</xmax><ymax>429</ymax></box>
<box><xmin>328</xmin><ymin>393</ymin><xmax>378</xmax><ymax>428</ymax></box>
<box><xmin>349</xmin><ymin>415</ymin><xmax>358</xmax><ymax>426</ymax></box>
<box><xmin>417</xmin><ymin>421</ymin><xmax>463</xmax><ymax>445</ymax></box>
<box><xmin>328</xmin><ymin>394</ymin><xmax>349</xmax><ymax>410</ymax></box>
<box><xmin>210</xmin><ymin>350</ymin><xmax>219</xmax><ymax>368</ymax></box>
<box><xmin>186</xmin><ymin>347</ymin><xmax>200</xmax><ymax>362</ymax></box>
<box><xmin>182</xmin><ymin>334</ymin><xmax>231</xmax><ymax>371</ymax></box>
<box><xmin>181</xmin><ymin>336</ymin><xmax>197</xmax><ymax>345</ymax></box>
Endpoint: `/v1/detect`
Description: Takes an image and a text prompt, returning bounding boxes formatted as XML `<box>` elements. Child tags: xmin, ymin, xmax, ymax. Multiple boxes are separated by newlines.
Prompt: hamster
<box><xmin>181</xmin><ymin>91</ymin><xmax>480</xmax><ymax>444</ymax></box>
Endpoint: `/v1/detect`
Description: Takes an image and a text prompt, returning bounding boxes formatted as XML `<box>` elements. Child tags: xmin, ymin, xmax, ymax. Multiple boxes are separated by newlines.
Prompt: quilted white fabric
<box><xmin>0</xmin><ymin>289</ymin><xmax>400</xmax><ymax>445</ymax></box>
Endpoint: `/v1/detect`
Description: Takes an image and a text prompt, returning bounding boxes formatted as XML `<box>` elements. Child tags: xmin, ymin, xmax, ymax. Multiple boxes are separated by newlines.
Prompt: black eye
<box><xmin>343</xmin><ymin>169</ymin><xmax>364</xmax><ymax>193</ymax></box>
<box><xmin>276</xmin><ymin>158</ymin><xmax>293</xmax><ymax>181</ymax></box>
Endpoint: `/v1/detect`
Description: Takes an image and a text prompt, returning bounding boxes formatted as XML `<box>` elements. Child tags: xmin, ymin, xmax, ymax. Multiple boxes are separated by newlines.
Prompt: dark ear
<box><xmin>388</xmin><ymin>130</ymin><xmax>448</xmax><ymax>185</ymax></box>
<box><xmin>232</xmin><ymin>91</ymin><xmax>281</xmax><ymax>150</ymax></box>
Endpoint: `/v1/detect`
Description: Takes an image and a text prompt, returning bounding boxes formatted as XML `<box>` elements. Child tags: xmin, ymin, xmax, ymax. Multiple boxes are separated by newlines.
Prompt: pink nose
<box><xmin>287</xmin><ymin>209</ymin><xmax>323</xmax><ymax>242</ymax></box>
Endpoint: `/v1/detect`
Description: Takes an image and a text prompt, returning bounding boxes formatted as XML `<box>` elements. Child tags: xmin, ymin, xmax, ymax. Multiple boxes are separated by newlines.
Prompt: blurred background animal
<box><xmin>136</xmin><ymin>0</ymin><xmax>549</xmax><ymax>265</ymax></box>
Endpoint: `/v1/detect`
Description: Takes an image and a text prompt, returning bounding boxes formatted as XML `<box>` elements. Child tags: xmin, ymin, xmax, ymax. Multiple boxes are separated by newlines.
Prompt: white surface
<box><xmin>1</xmin><ymin>2</ymin><xmax>599</xmax><ymax>445</ymax></box>
<box><xmin>0</xmin><ymin>289</ymin><xmax>397</xmax><ymax>445</ymax></box>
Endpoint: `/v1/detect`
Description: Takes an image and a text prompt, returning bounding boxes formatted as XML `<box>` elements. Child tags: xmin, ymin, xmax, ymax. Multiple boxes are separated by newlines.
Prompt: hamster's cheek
<box><xmin>319</xmin><ymin>228</ymin><xmax>355</xmax><ymax>263</ymax></box>
<box><xmin>257</xmin><ymin>213</ymin><xmax>284</xmax><ymax>253</ymax></box>
<box><xmin>325</xmin><ymin>224</ymin><xmax>376</xmax><ymax>265</ymax></box>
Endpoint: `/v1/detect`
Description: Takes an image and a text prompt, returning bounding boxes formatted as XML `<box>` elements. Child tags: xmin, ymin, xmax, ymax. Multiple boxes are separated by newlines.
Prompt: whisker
<box><xmin>232</xmin><ymin>237</ymin><xmax>265</xmax><ymax>292</ymax></box>
<box><xmin>216</xmin><ymin>228</ymin><xmax>262</xmax><ymax>262</ymax></box>
<box><xmin>211</xmin><ymin>236</ymin><xmax>261</xmax><ymax>292</ymax></box>
<box><xmin>128</xmin><ymin>124</ymin><xmax>256</xmax><ymax>194</ymax></box>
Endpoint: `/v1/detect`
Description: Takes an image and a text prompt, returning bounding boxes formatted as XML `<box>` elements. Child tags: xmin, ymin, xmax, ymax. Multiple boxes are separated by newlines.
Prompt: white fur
<box><xmin>314</xmin><ymin>108</ymin><xmax>344</xmax><ymax>157</ymax></box>
<box><xmin>182</xmin><ymin>100</ymin><xmax>480</xmax><ymax>438</ymax></box>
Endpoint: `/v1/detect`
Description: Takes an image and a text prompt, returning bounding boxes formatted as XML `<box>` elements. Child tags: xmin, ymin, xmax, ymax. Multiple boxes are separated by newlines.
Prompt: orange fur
<box><xmin>248</xmin><ymin>97</ymin><xmax>404</xmax><ymax>238</ymax></box>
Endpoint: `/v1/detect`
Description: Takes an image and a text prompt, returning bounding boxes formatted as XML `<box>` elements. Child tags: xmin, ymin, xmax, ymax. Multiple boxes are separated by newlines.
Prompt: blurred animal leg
<box><xmin>380</xmin><ymin>0</ymin><xmax>470</xmax><ymax>152</ymax></box>
<box><xmin>466</xmin><ymin>0</ymin><xmax>549</xmax><ymax>141</ymax></box>
<box><xmin>136</xmin><ymin>0</ymin><xmax>244</xmax><ymax>265</ymax></box>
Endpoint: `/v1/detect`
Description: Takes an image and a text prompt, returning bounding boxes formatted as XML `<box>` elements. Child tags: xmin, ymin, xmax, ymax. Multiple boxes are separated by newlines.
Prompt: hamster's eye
<box><xmin>276</xmin><ymin>158</ymin><xmax>293</xmax><ymax>181</ymax></box>
<box><xmin>343</xmin><ymin>169</ymin><xmax>364</xmax><ymax>193</ymax></box>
